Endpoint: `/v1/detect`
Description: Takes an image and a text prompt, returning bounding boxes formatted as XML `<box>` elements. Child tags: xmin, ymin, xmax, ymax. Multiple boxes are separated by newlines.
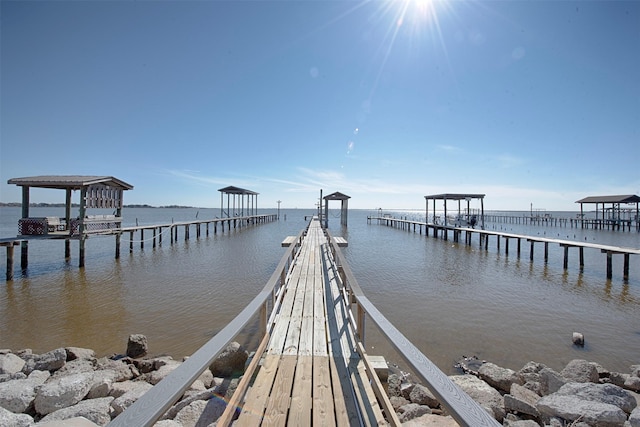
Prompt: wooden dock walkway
<box><xmin>109</xmin><ymin>217</ymin><xmax>499</xmax><ymax>427</ymax></box>
<box><xmin>227</xmin><ymin>218</ymin><xmax>394</xmax><ymax>426</ymax></box>
<box><xmin>368</xmin><ymin>216</ymin><xmax>640</xmax><ymax>281</ymax></box>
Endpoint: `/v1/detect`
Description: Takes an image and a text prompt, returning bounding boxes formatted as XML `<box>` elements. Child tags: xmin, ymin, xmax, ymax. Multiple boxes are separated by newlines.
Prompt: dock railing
<box><xmin>109</xmin><ymin>220</ymin><xmax>499</xmax><ymax>426</ymax></box>
<box><xmin>324</xmin><ymin>228</ymin><xmax>501</xmax><ymax>427</ymax></box>
<box><xmin>106</xmin><ymin>226</ymin><xmax>307</xmax><ymax>427</ymax></box>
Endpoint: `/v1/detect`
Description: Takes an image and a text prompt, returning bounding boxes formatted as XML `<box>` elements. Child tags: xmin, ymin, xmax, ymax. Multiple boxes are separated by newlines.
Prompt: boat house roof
<box><xmin>8</xmin><ymin>175</ymin><xmax>133</xmax><ymax>190</ymax></box>
<box><xmin>323</xmin><ymin>191</ymin><xmax>351</xmax><ymax>201</ymax></box>
<box><xmin>424</xmin><ymin>193</ymin><xmax>485</xmax><ymax>201</ymax></box>
<box><xmin>575</xmin><ymin>195</ymin><xmax>640</xmax><ymax>204</ymax></box>
<box><xmin>218</xmin><ymin>186</ymin><xmax>259</xmax><ymax>195</ymax></box>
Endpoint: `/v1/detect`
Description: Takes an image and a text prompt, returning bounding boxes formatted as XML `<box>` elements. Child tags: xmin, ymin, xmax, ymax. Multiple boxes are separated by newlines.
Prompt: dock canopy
<box><xmin>8</xmin><ymin>175</ymin><xmax>133</xmax><ymax>191</ymax></box>
<box><xmin>576</xmin><ymin>195</ymin><xmax>639</xmax><ymax>229</ymax></box>
<box><xmin>7</xmin><ymin>174</ymin><xmax>133</xmax><ymax>267</ymax></box>
<box><xmin>424</xmin><ymin>193</ymin><xmax>485</xmax><ymax>228</ymax></box>
<box><xmin>322</xmin><ymin>191</ymin><xmax>351</xmax><ymax>227</ymax></box>
<box><xmin>218</xmin><ymin>186</ymin><xmax>259</xmax><ymax>218</ymax></box>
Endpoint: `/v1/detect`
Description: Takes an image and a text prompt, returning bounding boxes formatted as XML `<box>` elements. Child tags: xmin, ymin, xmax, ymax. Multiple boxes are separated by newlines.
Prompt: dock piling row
<box><xmin>368</xmin><ymin>216</ymin><xmax>639</xmax><ymax>281</ymax></box>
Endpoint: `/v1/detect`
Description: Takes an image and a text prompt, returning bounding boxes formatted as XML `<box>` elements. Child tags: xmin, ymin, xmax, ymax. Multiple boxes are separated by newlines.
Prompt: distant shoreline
<box><xmin>0</xmin><ymin>202</ymin><xmax>198</xmax><ymax>209</ymax></box>
<box><xmin>0</xmin><ymin>203</ymin><xmax>597</xmax><ymax>213</ymax></box>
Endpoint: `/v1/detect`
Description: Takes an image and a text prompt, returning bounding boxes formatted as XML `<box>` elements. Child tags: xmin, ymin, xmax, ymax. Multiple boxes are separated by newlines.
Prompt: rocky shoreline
<box><xmin>1</xmin><ymin>335</ymin><xmax>639</xmax><ymax>426</ymax></box>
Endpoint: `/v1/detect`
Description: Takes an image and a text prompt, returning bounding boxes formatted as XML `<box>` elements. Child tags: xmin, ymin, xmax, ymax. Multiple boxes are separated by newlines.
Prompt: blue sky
<box><xmin>1</xmin><ymin>0</ymin><xmax>638</xmax><ymax>211</ymax></box>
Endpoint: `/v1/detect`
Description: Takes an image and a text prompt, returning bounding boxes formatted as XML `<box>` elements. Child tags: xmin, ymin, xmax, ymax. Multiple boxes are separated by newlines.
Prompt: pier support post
<box><xmin>604</xmin><ymin>250</ymin><xmax>613</xmax><ymax>279</ymax></box>
<box><xmin>563</xmin><ymin>245</ymin><xmax>569</xmax><ymax>269</ymax></box>
<box><xmin>623</xmin><ymin>254</ymin><xmax>630</xmax><ymax>280</ymax></box>
<box><xmin>544</xmin><ymin>242</ymin><xmax>549</xmax><ymax>262</ymax></box>
<box><xmin>6</xmin><ymin>243</ymin><xmax>15</xmax><ymax>281</ymax></box>
<box><xmin>21</xmin><ymin>241</ymin><xmax>28</xmax><ymax>270</ymax></box>
<box><xmin>130</xmin><ymin>231</ymin><xmax>134</xmax><ymax>252</ymax></box>
<box><xmin>530</xmin><ymin>241</ymin><xmax>535</xmax><ymax>261</ymax></box>
<box><xmin>140</xmin><ymin>229</ymin><xmax>144</xmax><ymax>250</ymax></box>
<box><xmin>579</xmin><ymin>247</ymin><xmax>584</xmax><ymax>269</ymax></box>
<box><xmin>115</xmin><ymin>234</ymin><xmax>121</xmax><ymax>259</ymax></box>
<box><xmin>153</xmin><ymin>229</ymin><xmax>157</xmax><ymax>248</ymax></box>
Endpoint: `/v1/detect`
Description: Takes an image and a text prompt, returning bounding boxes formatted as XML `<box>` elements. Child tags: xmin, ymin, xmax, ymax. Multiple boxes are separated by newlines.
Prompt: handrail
<box><xmin>107</xmin><ymin>226</ymin><xmax>307</xmax><ymax>427</ymax></box>
<box><xmin>325</xmin><ymin>229</ymin><xmax>501</xmax><ymax>427</ymax></box>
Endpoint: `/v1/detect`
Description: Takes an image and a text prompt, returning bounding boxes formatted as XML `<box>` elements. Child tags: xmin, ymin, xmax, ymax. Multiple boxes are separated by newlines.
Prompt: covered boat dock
<box><xmin>6</xmin><ymin>175</ymin><xmax>134</xmax><ymax>269</ymax></box>
<box><xmin>576</xmin><ymin>195</ymin><xmax>640</xmax><ymax>231</ymax></box>
<box><xmin>425</xmin><ymin>193</ymin><xmax>485</xmax><ymax>229</ymax></box>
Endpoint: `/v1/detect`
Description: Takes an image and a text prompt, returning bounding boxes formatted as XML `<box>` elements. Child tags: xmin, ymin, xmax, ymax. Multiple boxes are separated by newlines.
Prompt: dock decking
<box><xmin>109</xmin><ymin>217</ymin><xmax>500</xmax><ymax>427</ymax></box>
<box><xmin>227</xmin><ymin>218</ymin><xmax>395</xmax><ymax>426</ymax></box>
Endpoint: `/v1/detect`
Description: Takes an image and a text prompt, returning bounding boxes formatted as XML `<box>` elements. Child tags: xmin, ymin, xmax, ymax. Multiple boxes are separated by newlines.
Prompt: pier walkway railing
<box><xmin>108</xmin><ymin>218</ymin><xmax>500</xmax><ymax>427</ymax></box>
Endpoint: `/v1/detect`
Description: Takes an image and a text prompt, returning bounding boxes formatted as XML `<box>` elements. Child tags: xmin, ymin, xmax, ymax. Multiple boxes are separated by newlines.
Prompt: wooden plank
<box><xmin>351</xmin><ymin>359</ymin><xmax>386</xmax><ymax>427</ymax></box>
<box><xmin>329</xmin><ymin>355</ymin><xmax>353</xmax><ymax>425</ymax></box>
<box><xmin>235</xmin><ymin>354</ymin><xmax>281</xmax><ymax>427</ymax></box>
<box><xmin>281</xmin><ymin>236</ymin><xmax>297</xmax><ymax>247</ymax></box>
<box><xmin>313</xmin><ymin>355</ymin><xmax>335</xmax><ymax>427</ymax></box>
<box><xmin>288</xmin><ymin>356</ymin><xmax>312</xmax><ymax>426</ymax></box>
<box><xmin>217</xmin><ymin>332</ymin><xmax>270</xmax><ymax>426</ymax></box>
<box><xmin>333</xmin><ymin>236</ymin><xmax>348</xmax><ymax>247</ymax></box>
<box><xmin>357</xmin><ymin>342</ymin><xmax>402</xmax><ymax>426</ymax></box>
<box><xmin>262</xmin><ymin>355</ymin><xmax>297</xmax><ymax>427</ymax></box>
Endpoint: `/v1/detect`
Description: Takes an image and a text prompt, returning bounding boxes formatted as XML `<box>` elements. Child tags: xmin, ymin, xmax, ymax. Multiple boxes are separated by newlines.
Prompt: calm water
<box><xmin>1</xmin><ymin>207</ymin><xmax>639</xmax><ymax>375</ymax></box>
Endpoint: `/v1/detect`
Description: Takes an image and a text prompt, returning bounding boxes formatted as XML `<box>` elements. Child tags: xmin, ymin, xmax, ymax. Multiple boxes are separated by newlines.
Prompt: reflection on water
<box><xmin>1</xmin><ymin>207</ymin><xmax>639</xmax><ymax>375</ymax></box>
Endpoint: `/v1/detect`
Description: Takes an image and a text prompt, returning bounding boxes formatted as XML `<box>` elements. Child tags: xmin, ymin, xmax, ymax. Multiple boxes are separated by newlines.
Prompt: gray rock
<box><xmin>95</xmin><ymin>358</ymin><xmax>135</xmax><ymax>382</ymax></box>
<box><xmin>126</xmin><ymin>334</ymin><xmax>148</xmax><ymax>359</ymax></box>
<box><xmin>109</xmin><ymin>379</ymin><xmax>152</xmax><ymax>399</ymax></box>
<box><xmin>556</xmin><ymin>382</ymin><xmax>637</xmax><ymax>414</ymax></box>
<box><xmin>387</xmin><ymin>373</ymin><xmax>402</xmax><ymax>397</ymax></box>
<box><xmin>572</xmin><ymin>332</ymin><xmax>585</xmax><ymax>346</ymax></box>
<box><xmin>479</xmin><ymin>362</ymin><xmax>522</xmax><ymax>393</ymax></box>
<box><xmin>518</xmin><ymin>361</ymin><xmax>546</xmax><ymax>383</ymax></box>
<box><xmin>33</xmin><ymin>348</ymin><xmax>68</xmax><ymax>373</ymax></box>
<box><xmin>397</xmin><ymin>403</ymin><xmax>431</xmax><ymax>422</ymax></box>
<box><xmin>0</xmin><ymin>371</ymin><xmax>27</xmax><ymax>383</ymax></box>
<box><xmin>560</xmin><ymin>359</ymin><xmax>599</xmax><ymax>383</ymax></box>
<box><xmin>66</xmin><ymin>347</ymin><xmax>96</xmax><ymax>361</ymax></box>
<box><xmin>409</xmin><ymin>384</ymin><xmax>439</xmax><ymax>408</ymax></box>
<box><xmin>400</xmin><ymin>413</ymin><xmax>458</xmax><ymax>426</ymax></box>
<box><xmin>87</xmin><ymin>370</ymin><xmax>119</xmax><ymax>399</ymax></box>
<box><xmin>35</xmin><ymin>372</ymin><xmax>95</xmax><ymax>415</ymax></box>
<box><xmin>209</xmin><ymin>342</ymin><xmax>248</xmax><ymax>377</ymax></box>
<box><xmin>539</xmin><ymin>367</ymin><xmax>565</xmax><ymax>396</ymax></box>
<box><xmin>38</xmin><ymin>397</ymin><xmax>114</xmax><ymax>426</ymax></box>
<box><xmin>537</xmin><ymin>394</ymin><xmax>627</xmax><ymax>426</ymax></box>
<box><xmin>503</xmin><ymin>420</ymin><xmax>540</xmax><ymax>427</ymax></box>
<box><xmin>37</xmin><ymin>417</ymin><xmax>101</xmax><ymax>427</ymax></box>
<box><xmin>629</xmin><ymin>406</ymin><xmax>640</xmax><ymax>427</ymax></box>
<box><xmin>160</xmin><ymin>387</ymin><xmax>224</xmax><ymax>421</ymax></box>
<box><xmin>449</xmin><ymin>374</ymin><xmax>505</xmax><ymax>421</ymax></box>
<box><xmin>144</xmin><ymin>360</ymin><xmax>181</xmax><ymax>385</ymax></box>
<box><xmin>504</xmin><ymin>383</ymin><xmax>540</xmax><ymax>417</ymax></box>
<box><xmin>389</xmin><ymin>395</ymin><xmax>409</xmax><ymax>411</ymax></box>
<box><xmin>0</xmin><ymin>353</ymin><xmax>26</xmax><ymax>375</ymax></box>
<box><xmin>110</xmin><ymin>381</ymin><xmax>153</xmax><ymax>415</ymax></box>
<box><xmin>625</xmin><ymin>376</ymin><xmax>640</xmax><ymax>392</ymax></box>
<box><xmin>52</xmin><ymin>358</ymin><xmax>96</xmax><ymax>379</ymax></box>
<box><xmin>153</xmin><ymin>421</ymin><xmax>183</xmax><ymax>427</ymax></box>
<box><xmin>0</xmin><ymin>369</ymin><xmax>50</xmax><ymax>413</ymax></box>
<box><xmin>610</xmin><ymin>372</ymin><xmax>630</xmax><ymax>388</ymax></box>
<box><xmin>173</xmin><ymin>398</ymin><xmax>226</xmax><ymax>427</ymax></box>
<box><xmin>0</xmin><ymin>405</ymin><xmax>33</xmax><ymax>426</ymax></box>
